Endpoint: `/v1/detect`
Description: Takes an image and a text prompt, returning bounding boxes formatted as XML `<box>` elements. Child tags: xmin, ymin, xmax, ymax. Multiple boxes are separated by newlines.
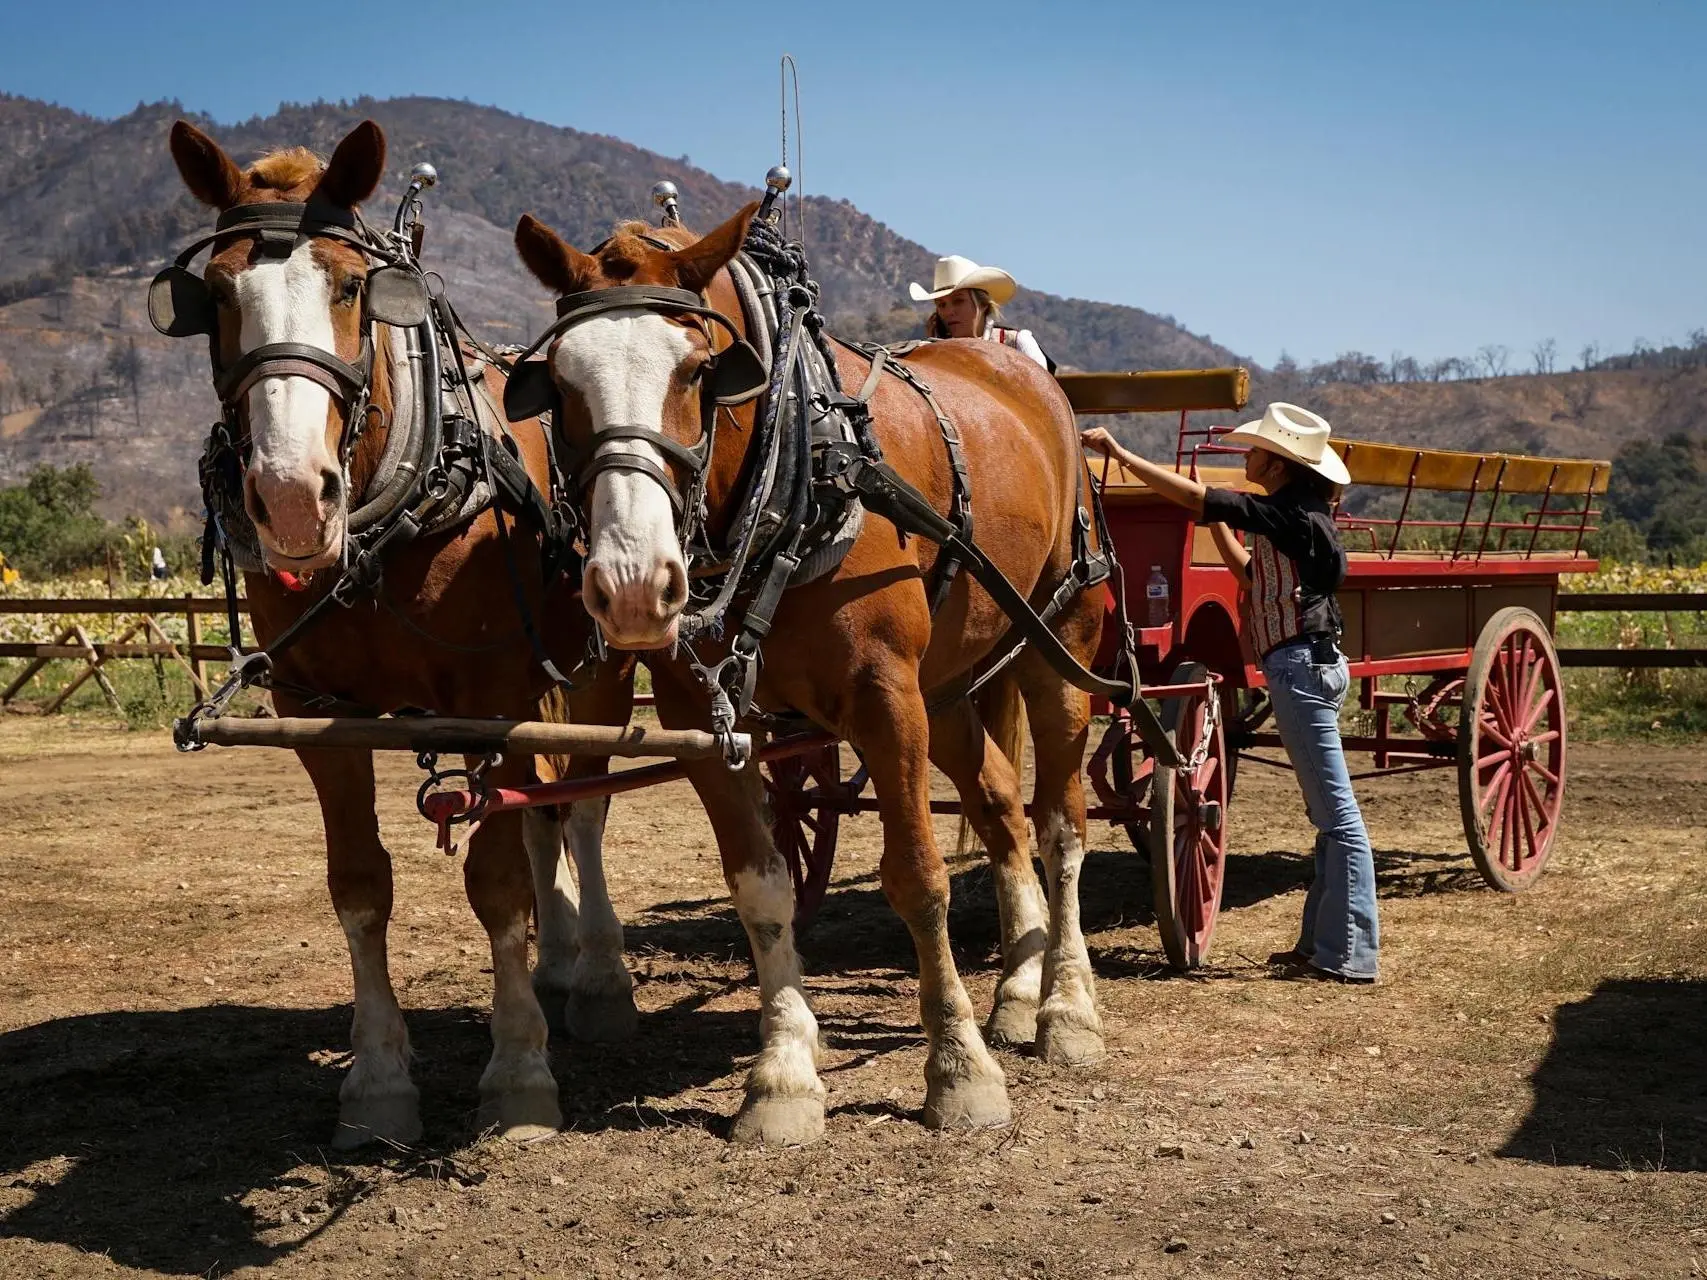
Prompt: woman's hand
<box><xmin>1080</xmin><ymin>427</ymin><xmax>1117</xmax><ymax>457</ymax></box>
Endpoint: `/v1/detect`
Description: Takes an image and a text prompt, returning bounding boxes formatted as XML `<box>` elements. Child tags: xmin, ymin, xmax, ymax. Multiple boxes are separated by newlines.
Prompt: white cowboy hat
<box><xmin>908</xmin><ymin>255</ymin><xmax>1019</xmax><ymax>305</ymax></box>
<box><xmin>1224</xmin><ymin>402</ymin><xmax>1351</xmax><ymax>486</ymax></box>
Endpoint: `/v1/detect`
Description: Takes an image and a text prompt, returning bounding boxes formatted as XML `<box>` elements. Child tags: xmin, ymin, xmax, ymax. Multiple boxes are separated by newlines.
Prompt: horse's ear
<box><xmin>669</xmin><ymin>201</ymin><xmax>760</xmax><ymax>296</ymax></box>
<box><xmin>515</xmin><ymin>214</ymin><xmax>596</xmax><ymax>296</ymax></box>
<box><xmin>169</xmin><ymin>120</ymin><xmax>244</xmax><ymax>209</ymax></box>
<box><xmin>317</xmin><ymin>120</ymin><xmax>387</xmax><ymax>209</ymax></box>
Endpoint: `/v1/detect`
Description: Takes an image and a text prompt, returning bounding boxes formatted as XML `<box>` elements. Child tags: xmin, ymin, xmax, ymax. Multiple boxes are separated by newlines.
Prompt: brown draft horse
<box><xmin>513</xmin><ymin>204</ymin><xmax>1108</xmax><ymax>1144</ymax></box>
<box><xmin>168</xmin><ymin>120</ymin><xmax>586</xmax><ymax>1147</ymax></box>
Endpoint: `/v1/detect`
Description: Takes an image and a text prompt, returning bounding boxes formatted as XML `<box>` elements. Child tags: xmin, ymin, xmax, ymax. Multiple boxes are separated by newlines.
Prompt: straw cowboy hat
<box><xmin>1225</xmin><ymin>402</ymin><xmax>1352</xmax><ymax>486</ymax></box>
<box><xmin>908</xmin><ymin>255</ymin><xmax>1019</xmax><ymax>305</ymax></box>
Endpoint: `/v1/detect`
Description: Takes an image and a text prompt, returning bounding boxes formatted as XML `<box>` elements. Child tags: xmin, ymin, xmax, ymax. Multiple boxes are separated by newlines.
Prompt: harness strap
<box><xmin>214</xmin><ymin>339</ymin><xmax>373</xmax><ymax>407</ymax></box>
<box><xmin>818</xmin><ymin>443</ymin><xmax>1179</xmax><ymax>766</ymax></box>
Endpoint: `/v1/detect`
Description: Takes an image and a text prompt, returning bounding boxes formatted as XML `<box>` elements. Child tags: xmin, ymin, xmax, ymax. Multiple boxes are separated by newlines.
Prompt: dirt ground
<box><xmin>0</xmin><ymin>716</ymin><xmax>1703</xmax><ymax>1280</ymax></box>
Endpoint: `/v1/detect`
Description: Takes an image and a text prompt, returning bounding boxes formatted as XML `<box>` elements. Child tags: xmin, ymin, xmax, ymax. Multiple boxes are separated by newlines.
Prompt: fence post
<box><xmin>184</xmin><ymin>595</ymin><xmax>204</xmax><ymax>693</ymax></box>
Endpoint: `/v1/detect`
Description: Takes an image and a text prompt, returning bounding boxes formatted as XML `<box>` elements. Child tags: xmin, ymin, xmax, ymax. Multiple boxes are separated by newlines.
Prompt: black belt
<box><xmin>1262</xmin><ymin>631</ymin><xmax>1341</xmax><ymax>664</ymax></box>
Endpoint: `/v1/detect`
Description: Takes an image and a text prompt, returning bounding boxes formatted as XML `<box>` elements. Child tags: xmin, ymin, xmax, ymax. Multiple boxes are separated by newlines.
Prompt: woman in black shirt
<box><xmin>1081</xmin><ymin>404</ymin><xmax>1379</xmax><ymax>982</ymax></box>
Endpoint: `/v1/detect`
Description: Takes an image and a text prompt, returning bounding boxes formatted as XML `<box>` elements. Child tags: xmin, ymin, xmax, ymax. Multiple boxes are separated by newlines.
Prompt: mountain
<box><xmin>0</xmin><ymin>93</ymin><xmax>1247</xmax><ymax>527</ymax></box>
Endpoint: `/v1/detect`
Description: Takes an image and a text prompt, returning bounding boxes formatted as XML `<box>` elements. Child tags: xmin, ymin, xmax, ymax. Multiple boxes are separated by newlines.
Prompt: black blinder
<box><xmin>504</xmin><ymin>360</ymin><xmax>558</xmax><ymax>422</ymax></box>
<box><xmin>364</xmin><ymin>266</ymin><xmax>432</xmax><ymax>328</ymax></box>
<box><xmin>148</xmin><ymin>265</ymin><xmax>218</xmax><ymax>338</ymax></box>
<box><xmin>707</xmin><ymin>338</ymin><xmax>768</xmax><ymax>405</ymax></box>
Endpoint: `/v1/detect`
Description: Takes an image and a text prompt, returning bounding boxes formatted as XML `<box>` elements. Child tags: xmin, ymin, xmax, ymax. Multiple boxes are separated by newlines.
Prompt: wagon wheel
<box><xmin>1148</xmin><ymin>661</ymin><xmax>1231</xmax><ymax>971</ymax></box>
<box><xmin>764</xmin><ymin>743</ymin><xmax>844</xmax><ymax>930</ymax></box>
<box><xmin>1106</xmin><ymin>709</ymin><xmax>1156</xmax><ymax>855</ymax></box>
<box><xmin>1458</xmin><ymin>607</ymin><xmax>1566</xmax><ymax>892</ymax></box>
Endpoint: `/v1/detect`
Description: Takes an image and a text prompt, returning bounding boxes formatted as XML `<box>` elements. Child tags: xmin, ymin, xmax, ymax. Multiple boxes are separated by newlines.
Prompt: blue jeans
<box><xmin>1261</xmin><ymin>640</ymin><xmax>1380</xmax><ymax>980</ymax></box>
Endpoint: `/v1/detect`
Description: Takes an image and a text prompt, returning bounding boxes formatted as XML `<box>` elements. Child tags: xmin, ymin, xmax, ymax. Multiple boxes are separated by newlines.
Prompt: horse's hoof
<box><xmin>333</xmin><ymin>1092</ymin><xmax>422</xmax><ymax>1150</ymax></box>
<box><xmin>565</xmin><ymin>988</ymin><xmax>639</xmax><ymax>1043</ymax></box>
<box><xmin>984</xmin><ymin>998</ymin><xmax>1039</xmax><ymax>1051</ymax></box>
<box><xmin>922</xmin><ymin>1076</ymin><xmax>1011</xmax><ymax>1130</ymax></box>
<box><xmin>1035</xmin><ymin>1009</ymin><xmax>1106</xmax><ymax>1066</ymax></box>
<box><xmin>478</xmin><ymin>1087</ymin><xmax>562</xmax><ymax>1142</ymax></box>
<box><xmin>729</xmin><ymin>1092</ymin><xmax>826</xmax><ymax>1147</ymax></box>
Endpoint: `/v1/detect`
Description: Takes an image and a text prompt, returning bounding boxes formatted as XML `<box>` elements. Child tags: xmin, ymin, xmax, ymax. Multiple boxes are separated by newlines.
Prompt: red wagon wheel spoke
<box><xmin>1150</xmin><ymin>662</ymin><xmax>1230</xmax><ymax>972</ymax></box>
<box><xmin>764</xmin><ymin>744</ymin><xmax>844</xmax><ymax>931</ymax></box>
<box><xmin>1459</xmin><ymin>608</ymin><xmax>1567</xmax><ymax>892</ymax></box>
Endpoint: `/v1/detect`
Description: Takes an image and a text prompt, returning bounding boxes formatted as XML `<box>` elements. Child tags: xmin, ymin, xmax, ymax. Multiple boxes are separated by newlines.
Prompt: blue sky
<box><xmin>4</xmin><ymin>0</ymin><xmax>1703</xmax><ymax>369</ymax></box>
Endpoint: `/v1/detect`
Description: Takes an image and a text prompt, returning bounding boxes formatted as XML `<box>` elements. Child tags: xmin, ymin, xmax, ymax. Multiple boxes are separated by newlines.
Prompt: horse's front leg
<box><xmin>294</xmin><ymin>744</ymin><xmax>421</xmax><ymax>1149</ymax></box>
<box><xmin>523</xmin><ymin>799</ymin><xmax>580</xmax><ymax>1031</ymax></box>
<box><xmin>855</xmin><ymin>675</ymin><xmax>1012</xmax><ymax>1129</ymax></box>
<box><xmin>539</xmin><ymin>665</ymin><xmax>640</xmax><ymax>1042</ymax></box>
<box><xmin>656</xmin><ymin>671</ymin><xmax>825</xmax><ymax>1145</ymax></box>
<box><xmin>465</xmin><ymin>752</ymin><xmax>562</xmax><ymax>1139</ymax></box>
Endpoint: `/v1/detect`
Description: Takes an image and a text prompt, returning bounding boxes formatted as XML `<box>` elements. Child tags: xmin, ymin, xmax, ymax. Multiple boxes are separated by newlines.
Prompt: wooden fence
<box><xmin>0</xmin><ymin>595</ymin><xmax>251</xmax><ymax>714</ymax></box>
<box><xmin>1</xmin><ymin>591</ymin><xmax>1703</xmax><ymax>714</ymax></box>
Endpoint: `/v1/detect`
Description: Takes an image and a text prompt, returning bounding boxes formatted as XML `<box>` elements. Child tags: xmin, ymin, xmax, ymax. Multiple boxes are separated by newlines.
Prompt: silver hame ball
<box><xmin>764</xmin><ymin>165</ymin><xmax>792</xmax><ymax>192</ymax></box>
<box><xmin>410</xmin><ymin>162</ymin><xmax>439</xmax><ymax>188</ymax></box>
<box><xmin>651</xmin><ymin>180</ymin><xmax>680</xmax><ymax>207</ymax></box>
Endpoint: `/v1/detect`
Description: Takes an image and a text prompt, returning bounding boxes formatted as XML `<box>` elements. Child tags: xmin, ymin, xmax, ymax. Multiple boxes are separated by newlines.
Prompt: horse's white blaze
<box><xmin>554</xmin><ymin>312</ymin><xmax>691</xmax><ymax>645</ymax></box>
<box><xmin>235</xmin><ymin>240</ymin><xmax>342</xmax><ymax>559</ymax></box>
<box><xmin>730</xmin><ymin>863</ymin><xmax>823</xmax><ymax>1101</ymax></box>
<box><xmin>335</xmin><ymin>907</ymin><xmax>414</xmax><ymax>1105</ymax></box>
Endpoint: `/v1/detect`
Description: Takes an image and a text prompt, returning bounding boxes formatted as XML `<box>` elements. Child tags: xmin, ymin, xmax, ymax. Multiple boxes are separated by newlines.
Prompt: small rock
<box><xmin>305</xmin><ymin>1200</ymin><xmax>329</xmax><ymax>1214</ymax></box>
<box><xmin>1081</xmin><ymin>1191</ymin><xmax>1104</xmax><ymax>1204</ymax></box>
<box><xmin>1238</xmin><ymin>1133</ymin><xmax>1257</xmax><ymax>1150</ymax></box>
<box><xmin>1154</xmin><ymin>1143</ymin><xmax>1186</xmax><ymax>1159</ymax></box>
<box><xmin>1414</xmin><ymin>1254</ymin><xmax>1431</xmax><ymax>1268</ymax></box>
<box><xmin>388</xmin><ymin>1207</ymin><xmax>406</xmax><ymax>1225</ymax></box>
<box><xmin>177</xmin><ymin>882</ymin><xmax>189</xmax><ymax>890</ymax></box>
<box><xmin>1364</xmin><ymin>1045</ymin><xmax>1382</xmax><ymax>1057</ymax></box>
<box><xmin>886</xmin><ymin>1086</ymin><xmax>905</xmax><ymax>1102</ymax></box>
<box><xmin>1453</xmin><ymin>1011</ymin><xmax>1468</xmax><ymax>1022</ymax></box>
<box><xmin>1465</xmin><ymin>1152</ymin><xmax>1479</xmax><ymax>1164</ymax></box>
<box><xmin>549</xmin><ymin>1174</ymin><xmax>565</xmax><ymax>1187</ymax></box>
<box><xmin>1295</xmin><ymin>1131</ymin><xmax>1314</xmax><ymax>1145</ymax></box>
<box><xmin>782</xmin><ymin>1179</ymin><xmax>799</xmax><ymax>1195</ymax></box>
<box><xmin>1091</xmin><ymin>1086</ymin><xmax>1106</xmax><ymax>1101</ymax></box>
<box><xmin>980</xmin><ymin>1199</ymin><xmax>997</xmax><ymax>1212</ymax></box>
<box><xmin>458</xmin><ymin>944</ymin><xmax>473</xmax><ymax>956</ymax></box>
<box><xmin>1381</xmin><ymin>1211</ymin><xmax>1399</xmax><ymax>1225</ymax></box>
<box><xmin>299</xmin><ymin>940</ymin><xmax>309</xmax><ymax>947</ymax></box>
<box><xmin>1163</xmin><ymin>1237</ymin><xmax>1188</xmax><ymax>1254</ymax></box>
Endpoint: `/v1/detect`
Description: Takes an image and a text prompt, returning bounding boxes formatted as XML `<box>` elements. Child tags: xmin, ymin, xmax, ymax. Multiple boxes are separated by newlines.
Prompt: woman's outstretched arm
<box><xmin>1079</xmin><ymin>427</ymin><xmax>1207</xmax><ymax>516</ymax></box>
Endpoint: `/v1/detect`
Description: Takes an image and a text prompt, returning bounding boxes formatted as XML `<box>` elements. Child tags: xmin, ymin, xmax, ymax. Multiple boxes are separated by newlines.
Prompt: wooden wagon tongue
<box><xmin>188</xmin><ymin>716</ymin><xmax>744</xmax><ymax>761</ymax></box>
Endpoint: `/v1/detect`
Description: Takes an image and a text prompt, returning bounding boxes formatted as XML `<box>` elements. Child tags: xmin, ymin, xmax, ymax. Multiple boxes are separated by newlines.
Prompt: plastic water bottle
<box><xmin>1145</xmin><ymin>565</ymin><xmax>1171</xmax><ymax>627</ymax></box>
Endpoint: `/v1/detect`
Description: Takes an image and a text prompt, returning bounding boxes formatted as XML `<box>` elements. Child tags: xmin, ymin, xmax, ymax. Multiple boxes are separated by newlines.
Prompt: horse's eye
<box><xmin>340</xmin><ymin>275</ymin><xmax>364</xmax><ymax>304</ymax></box>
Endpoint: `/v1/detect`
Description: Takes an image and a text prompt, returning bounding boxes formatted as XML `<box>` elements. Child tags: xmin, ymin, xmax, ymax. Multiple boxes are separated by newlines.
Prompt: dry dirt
<box><xmin>0</xmin><ymin>716</ymin><xmax>1703</xmax><ymax>1279</ymax></box>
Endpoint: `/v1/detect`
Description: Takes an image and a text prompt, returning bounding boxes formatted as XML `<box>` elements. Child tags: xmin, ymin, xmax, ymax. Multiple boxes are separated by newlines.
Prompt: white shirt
<box><xmin>987</xmin><ymin>324</ymin><xmax>1050</xmax><ymax>370</ymax></box>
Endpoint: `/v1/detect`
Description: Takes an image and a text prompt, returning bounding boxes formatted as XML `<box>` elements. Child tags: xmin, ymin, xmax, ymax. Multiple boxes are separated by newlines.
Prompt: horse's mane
<box><xmin>248</xmin><ymin>147</ymin><xmax>324</xmax><ymax>196</ymax></box>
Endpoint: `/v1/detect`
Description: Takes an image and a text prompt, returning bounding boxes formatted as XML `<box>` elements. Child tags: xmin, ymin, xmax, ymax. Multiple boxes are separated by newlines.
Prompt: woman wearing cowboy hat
<box><xmin>910</xmin><ymin>255</ymin><xmax>1055</xmax><ymax>372</ymax></box>
<box><xmin>1081</xmin><ymin>404</ymin><xmax>1380</xmax><ymax>983</ymax></box>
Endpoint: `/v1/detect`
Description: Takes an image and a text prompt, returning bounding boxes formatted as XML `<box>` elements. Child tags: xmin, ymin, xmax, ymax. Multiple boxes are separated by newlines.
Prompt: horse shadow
<box><xmin>1499</xmin><ymin>978</ymin><xmax>1707</xmax><ymax>1172</ymax></box>
<box><xmin>0</xmin><ymin>997</ymin><xmax>760</xmax><ymax>1275</ymax></box>
<box><xmin>625</xmin><ymin>835</ymin><xmax>1484</xmax><ymax>979</ymax></box>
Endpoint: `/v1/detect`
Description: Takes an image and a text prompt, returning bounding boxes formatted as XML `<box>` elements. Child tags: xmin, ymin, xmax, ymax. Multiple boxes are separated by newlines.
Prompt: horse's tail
<box><xmin>536</xmin><ymin>684</ymin><xmax>570</xmax><ymax>785</ymax></box>
<box><xmin>955</xmin><ymin>672</ymin><xmax>1030</xmax><ymax>856</ymax></box>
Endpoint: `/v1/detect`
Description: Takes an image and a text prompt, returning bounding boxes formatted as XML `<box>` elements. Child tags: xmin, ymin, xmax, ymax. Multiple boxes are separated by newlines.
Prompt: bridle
<box><xmin>149</xmin><ymin>198</ymin><xmax>432</xmax><ymax>471</ymax></box>
<box><xmin>502</xmin><ymin>283</ymin><xmax>767</xmax><ymax>558</ymax></box>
